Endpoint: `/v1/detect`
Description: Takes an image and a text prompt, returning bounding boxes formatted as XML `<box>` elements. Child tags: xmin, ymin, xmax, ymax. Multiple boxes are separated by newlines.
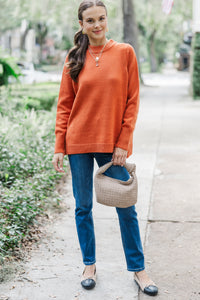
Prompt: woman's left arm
<box><xmin>113</xmin><ymin>45</ymin><xmax>140</xmax><ymax>165</ymax></box>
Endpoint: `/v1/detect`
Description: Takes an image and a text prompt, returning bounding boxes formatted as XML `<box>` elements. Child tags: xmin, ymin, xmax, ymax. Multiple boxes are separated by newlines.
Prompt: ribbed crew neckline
<box><xmin>88</xmin><ymin>39</ymin><xmax>116</xmax><ymax>53</ymax></box>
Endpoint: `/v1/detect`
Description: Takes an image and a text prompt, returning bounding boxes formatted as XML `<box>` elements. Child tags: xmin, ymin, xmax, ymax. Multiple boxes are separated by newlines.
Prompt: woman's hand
<box><xmin>112</xmin><ymin>147</ymin><xmax>128</xmax><ymax>166</ymax></box>
<box><xmin>52</xmin><ymin>153</ymin><xmax>65</xmax><ymax>173</ymax></box>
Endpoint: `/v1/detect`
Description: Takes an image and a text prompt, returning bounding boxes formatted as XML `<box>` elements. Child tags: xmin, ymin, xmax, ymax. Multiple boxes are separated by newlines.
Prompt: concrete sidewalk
<box><xmin>1</xmin><ymin>70</ymin><xmax>200</xmax><ymax>300</ymax></box>
<box><xmin>137</xmin><ymin>72</ymin><xmax>200</xmax><ymax>300</ymax></box>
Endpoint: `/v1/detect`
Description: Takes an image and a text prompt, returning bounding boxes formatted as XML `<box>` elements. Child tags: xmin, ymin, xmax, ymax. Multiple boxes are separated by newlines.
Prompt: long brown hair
<box><xmin>67</xmin><ymin>0</ymin><xmax>107</xmax><ymax>82</ymax></box>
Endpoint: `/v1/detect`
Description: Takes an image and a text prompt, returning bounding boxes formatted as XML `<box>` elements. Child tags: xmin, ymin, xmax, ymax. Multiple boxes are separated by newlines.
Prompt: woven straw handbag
<box><xmin>94</xmin><ymin>161</ymin><xmax>137</xmax><ymax>208</ymax></box>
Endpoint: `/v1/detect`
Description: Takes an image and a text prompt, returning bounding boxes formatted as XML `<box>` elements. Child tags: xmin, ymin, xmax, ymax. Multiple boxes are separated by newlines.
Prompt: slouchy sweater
<box><xmin>54</xmin><ymin>39</ymin><xmax>139</xmax><ymax>157</ymax></box>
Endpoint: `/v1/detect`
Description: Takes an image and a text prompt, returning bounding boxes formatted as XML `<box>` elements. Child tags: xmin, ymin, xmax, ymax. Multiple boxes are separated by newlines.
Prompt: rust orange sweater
<box><xmin>54</xmin><ymin>39</ymin><xmax>139</xmax><ymax>157</ymax></box>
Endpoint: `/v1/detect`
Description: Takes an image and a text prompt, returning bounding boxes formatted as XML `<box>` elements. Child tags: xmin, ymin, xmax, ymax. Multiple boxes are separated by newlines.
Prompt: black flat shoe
<box><xmin>81</xmin><ymin>267</ymin><xmax>96</xmax><ymax>290</ymax></box>
<box><xmin>134</xmin><ymin>273</ymin><xmax>158</xmax><ymax>296</ymax></box>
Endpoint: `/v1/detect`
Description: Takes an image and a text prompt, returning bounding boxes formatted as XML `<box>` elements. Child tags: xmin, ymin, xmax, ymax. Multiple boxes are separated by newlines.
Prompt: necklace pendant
<box><xmin>96</xmin><ymin>57</ymin><xmax>99</xmax><ymax>67</ymax></box>
<box><xmin>88</xmin><ymin>41</ymin><xmax>108</xmax><ymax>68</ymax></box>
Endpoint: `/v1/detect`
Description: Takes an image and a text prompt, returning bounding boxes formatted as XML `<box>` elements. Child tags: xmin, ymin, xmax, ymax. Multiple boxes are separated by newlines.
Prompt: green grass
<box><xmin>35</xmin><ymin>64</ymin><xmax>63</xmax><ymax>73</ymax></box>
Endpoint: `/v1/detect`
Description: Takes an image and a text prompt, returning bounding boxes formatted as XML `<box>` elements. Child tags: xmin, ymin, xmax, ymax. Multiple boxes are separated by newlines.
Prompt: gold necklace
<box><xmin>88</xmin><ymin>41</ymin><xmax>108</xmax><ymax>67</ymax></box>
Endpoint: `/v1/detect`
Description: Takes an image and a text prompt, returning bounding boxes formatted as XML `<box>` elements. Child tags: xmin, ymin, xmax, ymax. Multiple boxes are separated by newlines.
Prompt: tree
<box><xmin>122</xmin><ymin>0</ymin><xmax>139</xmax><ymax>60</ymax></box>
<box><xmin>122</xmin><ymin>0</ymin><xmax>143</xmax><ymax>81</ymax></box>
<box><xmin>0</xmin><ymin>0</ymin><xmax>22</xmax><ymax>33</ymax></box>
<box><xmin>0</xmin><ymin>0</ymin><xmax>192</xmax><ymax>72</ymax></box>
<box><xmin>35</xmin><ymin>22</ymin><xmax>48</xmax><ymax>63</ymax></box>
<box><xmin>135</xmin><ymin>0</ymin><xmax>192</xmax><ymax>72</ymax></box>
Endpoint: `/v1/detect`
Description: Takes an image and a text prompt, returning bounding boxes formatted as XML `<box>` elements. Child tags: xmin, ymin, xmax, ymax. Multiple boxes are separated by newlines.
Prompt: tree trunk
<box><xmin>36</xmin><ymin>23</ymin><xmax>48</xmax><ymax>64</ymax></box>
<box><xmin>122</xmin><ymin>0</ymin><xmax>143</xmax><ymax>83</ymax></box>
<box><xmin>148</xmin><ymin>29</ymin><xmax>157</xmax><ymax>72</ymax></box>
<box><xmin>20</xmin><ymin>27</ymin><xmax>30</xmax><ymax>51</ymax></box>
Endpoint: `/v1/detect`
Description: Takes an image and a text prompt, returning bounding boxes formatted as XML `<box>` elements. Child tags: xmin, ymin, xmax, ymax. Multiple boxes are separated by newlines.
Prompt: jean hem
<box><xmin>127</xmin><ymin>267</ymin><xmax>145</xmax><ymax>272</ymax></box>
<box><xmin>83</xmin><ymin>260</ymin><xmax>96</xmax><ymax>265</ymax></box>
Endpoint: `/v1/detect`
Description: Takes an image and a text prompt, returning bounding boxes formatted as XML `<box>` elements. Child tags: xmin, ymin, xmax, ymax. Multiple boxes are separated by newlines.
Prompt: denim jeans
<box><xmin>68</xmin><ymin>153</ymin><xmax>145</xmax><ymax>272</ymax></box>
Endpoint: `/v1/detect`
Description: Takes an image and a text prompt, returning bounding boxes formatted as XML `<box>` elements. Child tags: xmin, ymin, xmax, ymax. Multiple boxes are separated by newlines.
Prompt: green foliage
<box><xmin>0</xmin><ymin>83</ymin><xmax>64</xmax><ymax>257</ymax></box>
<box><xmin>140</xmin><ymin>61</ymin><xmax>150</xmax><ymax>74</ymax></box>
<box><xmin>0</xmin><ymin>0</ymin><xmax>22</xmax><ymax>33</ymax></box>
<box><xmin>24</xmin><ymin>94</ymin><xmax>56</xmax><ymax>111</ymax></box>
<box><xmin>1</xmin><ymin>83</ymin><xmax>58</xmax><ymax>113</ymax></box>
<box><xmin>60</xmin><ymin>35</ymin><xmax>73</xmax><ymax>51</ymax></box>
<box><xmin>0</xmin><ymin>0</ymin><xmax>193</xmax><ymax>74</ymax></box>
<box><xmin>135</xmin><ymin>0</ymin><xmax>192</xmax><ymax>71</ymax></box>
<box><xmin>0</xmin><ymin>0</ymin><xmax>123</xmax><ymax>57</ymax></box>
<box><xmin>0</xmin><ymin>57</ymin><xmax>20</xmax><ymax>86</ymax></box>
<box><xmin>193</xmin><ymin>33</ymin><xmax>200</xmax><ymax>99</ymax></box>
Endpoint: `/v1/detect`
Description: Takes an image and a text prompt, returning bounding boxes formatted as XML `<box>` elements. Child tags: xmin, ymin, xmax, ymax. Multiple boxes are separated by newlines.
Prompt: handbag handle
<box><xmin>96</xmin><ymin>161</ymin><xmax>136</xmax><ymax>177</ymax></box>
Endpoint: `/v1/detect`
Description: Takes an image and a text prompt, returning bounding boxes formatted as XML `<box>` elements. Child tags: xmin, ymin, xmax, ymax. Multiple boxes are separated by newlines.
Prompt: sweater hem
<box><xmin>66</xmin><ymin>143</ymin><xmax>115</xmax><ymax>155</ymax></box>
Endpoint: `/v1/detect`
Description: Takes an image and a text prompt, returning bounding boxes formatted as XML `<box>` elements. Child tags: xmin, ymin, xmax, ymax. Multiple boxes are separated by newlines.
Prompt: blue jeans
<box><xmin>68</xmin><ymin>153</ymin><xmax>145</xmax><ymax>272</ymax></box>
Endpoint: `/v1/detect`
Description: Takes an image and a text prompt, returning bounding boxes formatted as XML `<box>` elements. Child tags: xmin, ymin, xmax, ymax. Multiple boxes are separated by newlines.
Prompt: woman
<box><xmin>52</xmin><ymin>0</ymin><xmax>158</xmax><ymax>296</ymax></box>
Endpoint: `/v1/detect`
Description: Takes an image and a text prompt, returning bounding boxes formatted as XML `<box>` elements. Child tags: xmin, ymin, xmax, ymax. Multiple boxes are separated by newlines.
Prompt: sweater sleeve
<box><xmin>115</xmin><ymin>45</ymin><xmax>140</xmax><ymax>151</ymax></box>
<box><xmin>54</xmin><ymin>57</ymin><xmax>75</xmax><ymax>154</ymax></box>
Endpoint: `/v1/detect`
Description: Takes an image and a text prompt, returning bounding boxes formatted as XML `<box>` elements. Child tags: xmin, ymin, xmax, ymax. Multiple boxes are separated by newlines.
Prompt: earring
<box><xmin>82</xmin><ymin>29</ymin><xmax>85</xmax><ymax>34</ymax></box>
<box><xmin>106</xmin><ymin>27</ymin><xmax>109</xmax><ymax>32</ymax></box>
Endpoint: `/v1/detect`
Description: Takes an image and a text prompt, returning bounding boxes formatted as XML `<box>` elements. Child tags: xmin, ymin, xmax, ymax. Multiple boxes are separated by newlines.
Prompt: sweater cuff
<box><xmin>54</xmin><ymin>132</ymin><xmax>66</xmax><ymax>154</ymax></box>
<box><xmin>115</xmin><ymin>130</ymin><xmax>131</xmax><ymax>151</ymax></box>
<box><xmin>115</xmin><ymin>141</ymin><xmax>128</xmax><ymax>151</ymax></box>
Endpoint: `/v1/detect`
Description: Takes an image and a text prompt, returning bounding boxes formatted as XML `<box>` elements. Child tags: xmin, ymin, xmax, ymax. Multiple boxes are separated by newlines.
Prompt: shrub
<box><xmin>0</xmin><ymin>82</ymin><xmax>65</xmax><ymax>258</ymax></box>
<box><xmin>193</xmin><ymin>32</ymin><xmax>200</xmax><ymax>99</ymax></box>
<box><xmin>0</xmin><ymin>57</ymin><xmax>20</xmax><ymax>86</ymax></box>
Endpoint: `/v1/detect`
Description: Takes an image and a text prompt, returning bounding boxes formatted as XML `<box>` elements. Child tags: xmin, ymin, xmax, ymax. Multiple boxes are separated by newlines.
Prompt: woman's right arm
<box><xmin>54</xmin><ymin>57</ymin><xmax>75</xmax><ymax>154</ymax></box>
<box><xmin>53</xmin><ymin>57</ymin><xmax>75</xmax><ymax>172</ymax></box>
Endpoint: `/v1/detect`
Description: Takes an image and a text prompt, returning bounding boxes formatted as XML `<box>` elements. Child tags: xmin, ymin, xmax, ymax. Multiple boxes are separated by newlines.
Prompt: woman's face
<box><xmin>79</xmin><ymin>6</ymin><xmax>107</xmax><ymax>45</ymax></box>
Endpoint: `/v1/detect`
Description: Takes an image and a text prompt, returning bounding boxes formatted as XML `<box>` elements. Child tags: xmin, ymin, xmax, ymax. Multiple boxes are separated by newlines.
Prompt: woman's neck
<box><xmin>89</xmin><ymin>37</ymin><xmax>107</xmax><ymax>46</ymax></box>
